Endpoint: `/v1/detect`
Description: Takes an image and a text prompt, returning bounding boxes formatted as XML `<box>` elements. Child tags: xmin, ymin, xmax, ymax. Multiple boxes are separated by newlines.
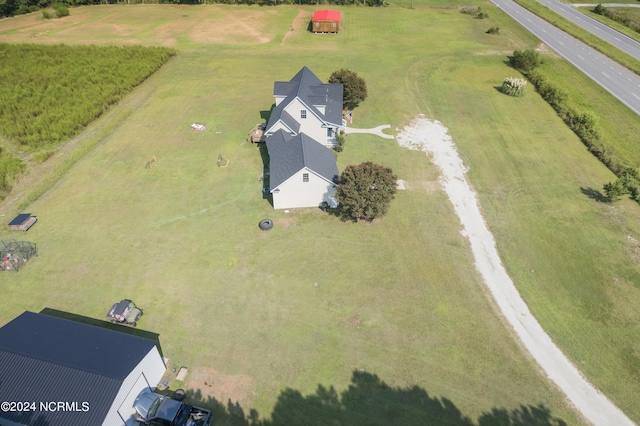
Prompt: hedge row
<box><xmin>1</xmin><ymin>0</ymin><xmax>382</xmax><ymax>17</ymax></box>
<box><xmin>512</xmin><ymin>49</ymin><xmax>625</xmax><ymax>177</ymax></box>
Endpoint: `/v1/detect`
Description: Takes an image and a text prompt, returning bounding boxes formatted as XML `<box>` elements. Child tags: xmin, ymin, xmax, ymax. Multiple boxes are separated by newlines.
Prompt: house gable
<box><xmin>266</xmin><ymin>66</ymin><xmax>344</xmax><ymax>137</ymax></box>
<box><xmin>266</xmin><ymin>130</ymin><xmax>338</xmax><ymax>192</ymax></box>
<box><xmin>272</xmin><ymin>167</ymin><xmax>337</xmax><ymax>210</ymax></box>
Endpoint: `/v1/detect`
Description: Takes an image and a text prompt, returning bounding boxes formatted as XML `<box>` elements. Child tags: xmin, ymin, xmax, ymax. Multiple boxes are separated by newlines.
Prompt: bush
<box><xmin>42</xmin><ymin>9</ymin><xmax>56</xmax><ymax>19</ymax></box>
<box><xmin>53</xmin><ymin>4</ymin><xmax>69</xmax><ymax>17</ymax></box>
<box><xmin>334</xmin><ymin>131</ymin><xmax>346</xmax><ymax>153</ymax></box>
<box><xmin>460</xmin><ymin>6</ymin><xmax>489</xmax><ymax>19</ymax></box>
<box><xmin>486</xmin><ymin>27</ymin><xmax>500</xmax><ymax>34</ymax></box>
<box><xmin>510</xmin><ymin>49</ymin><xmax>543</xmax><ymax>73</ymax></box>
<box><xmin>500</xmin><ymin>77</ymin><xmax>527</xmax><ymax>97</ymax></box>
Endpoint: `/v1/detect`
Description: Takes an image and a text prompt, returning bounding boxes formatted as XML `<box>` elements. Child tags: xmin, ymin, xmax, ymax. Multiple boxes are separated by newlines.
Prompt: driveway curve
<box><xmin>396</xmin><ymin>116</ymin><xmax>635</xmax><ymax>426</ymax></box>
<box><xmin>345</xmin><ymin>124</ymin><xmax>395</xmax><ymax>139</ymax></box>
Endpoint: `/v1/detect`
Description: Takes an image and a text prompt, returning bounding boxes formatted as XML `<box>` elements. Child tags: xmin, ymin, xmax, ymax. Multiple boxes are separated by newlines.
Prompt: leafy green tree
<box><xmin>336</xmin><ymin>161</ymin><xmax>397</xmax><ymax>222</ymax></box>
<box><xmin>510</xmin><ymin>49</ymin><xmax>543</xmax><ymax>73</ymax></box>
<box><xmin>328</xmin><ymin>69</ymin><xmax>368</xmax><ymax>110</ymax></box>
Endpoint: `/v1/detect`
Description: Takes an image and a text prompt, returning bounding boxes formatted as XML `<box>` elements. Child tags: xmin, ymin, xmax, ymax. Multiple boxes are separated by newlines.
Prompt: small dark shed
<box><xmin>8</xmin><ymin>213</ymin><xmax>37</xmax><ymax>231</ymax></box>
<box><xmin>312</xmin><ymin>10</ymin><xmax>341</xmax><ymax>33</ymax></box>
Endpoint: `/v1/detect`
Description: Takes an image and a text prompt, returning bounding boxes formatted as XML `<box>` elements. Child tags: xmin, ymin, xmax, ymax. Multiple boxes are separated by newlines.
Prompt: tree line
<box><xmin>1</xmin><ymin>0</ymin><xmax>384</xmax><ymax>19</ymax></box>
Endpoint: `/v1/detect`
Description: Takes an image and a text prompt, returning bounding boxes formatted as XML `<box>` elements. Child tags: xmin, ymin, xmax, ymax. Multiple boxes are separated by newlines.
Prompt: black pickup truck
<box><xmin>134</xmin><ymin>391</ymin><xmax>211</xmax><ymax>426</ymax></box>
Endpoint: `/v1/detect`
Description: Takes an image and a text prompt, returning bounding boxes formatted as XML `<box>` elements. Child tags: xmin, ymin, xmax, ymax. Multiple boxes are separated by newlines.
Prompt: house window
<box><xmin>301</xmin><ymin>110</ymin><xmax>307</xmax><ymax>119</ymax></box>
<box><xmin>303</xmin><ymin>173</ymin><xmax>309</xmax><ymax>183</ymax></box>
<box><xmin>327</xmin><ymin>128</ymin><xmax>333</xmax><ymax>137</ymax></box>
<box><xmin>333</xmin><ymin>23</ymin><xmax>336</xmax><ymax>27</ymax></box>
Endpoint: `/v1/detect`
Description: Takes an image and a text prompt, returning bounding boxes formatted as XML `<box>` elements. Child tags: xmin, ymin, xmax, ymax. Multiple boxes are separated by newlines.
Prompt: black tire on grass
<box><xmin>259</xmin><ymin>219</ymin><xmax>273</xmax><ymax>231</ymax></box>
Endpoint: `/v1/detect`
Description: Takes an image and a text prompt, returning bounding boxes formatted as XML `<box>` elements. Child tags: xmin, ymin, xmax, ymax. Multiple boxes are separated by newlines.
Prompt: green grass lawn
<box><xmin>1</xmin><ymin>4</ymin><xmax>639</xmax><ymax>424</ymax></box>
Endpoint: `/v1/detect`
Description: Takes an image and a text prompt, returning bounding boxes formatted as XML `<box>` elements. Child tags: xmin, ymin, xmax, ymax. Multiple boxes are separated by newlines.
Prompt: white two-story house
<box><xmin>264</xmin><ymin>67</ymin><xmax>344</xmax><ymax>210</ymax></box>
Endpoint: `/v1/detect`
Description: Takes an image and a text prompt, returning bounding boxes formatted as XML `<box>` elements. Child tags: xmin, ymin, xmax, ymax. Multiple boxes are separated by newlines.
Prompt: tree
<box><xmin>328</xmin><ymin>68</ymin><xmax>368</xmax><ymax>111</ymax></box>
<box><xmin>336</xmin><ymin>161</ymin><xmax>397</xmax><ymax>222</ymax></box>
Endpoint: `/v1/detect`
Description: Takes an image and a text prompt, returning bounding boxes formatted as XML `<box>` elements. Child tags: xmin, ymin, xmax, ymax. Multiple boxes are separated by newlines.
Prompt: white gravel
<box><xmin>395</xmin><ymin>115</ymin><xmax>635</xmax><ymax>426</ymax></box>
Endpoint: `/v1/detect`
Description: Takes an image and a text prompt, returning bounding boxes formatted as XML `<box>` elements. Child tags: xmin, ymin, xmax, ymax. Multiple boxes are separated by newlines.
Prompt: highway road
<box><xmin>536</xmin><ymin>0</ymin><xmax>640</xmax><ymax>60</ymax></box>
<box><xmin>491</xmin><ymin>0</ymin><xmax>640</xmax><ymax>115</ymax></box>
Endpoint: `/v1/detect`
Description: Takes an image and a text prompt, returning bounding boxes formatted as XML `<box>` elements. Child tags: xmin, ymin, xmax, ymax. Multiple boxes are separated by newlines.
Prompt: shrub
<box><xmin>510</xmin><ymin>49</ymin><xmax>543</xmax><ymax>73</ymax></box>
<box><xmin>460</xmin><ymin>6</ymin><xmax>488</xmax><ymax>19</ymax></box>
<box><xmin>603</xmin><ymin>179</ymin><xmax>627</xmax><ymax>202</ymax></box>
<box><xmin>486</xmin><ymin>27</ymin><xmax>500</xmax><ymax>34</ymax></box>
<box><xmin>476</xmin><ymin>8</ymin><xmax>489</xmax><ymax>19</ymax></box>
<box><xmin>334</xmin><ymin>131</ymin><xmax>346</xmax><ymax>153</ymax></box>
<box><xmin>53</xmin><ymin>4</ymin><xmax>69</xmax><ymax>17</ymax></box>
<box><xmin>42</xmin><ymin>9</ymin><xmax>56</xmax><ymax>19</ymax></box>
<box><xmin>460</xmin><ymin>6</ymin><xmax>478</xmax><ymax>15</ymax></box>
<box><xmin>500</xmin><ymin>77</ymin><xmax>527</xmax><ymax>97</ymax></box>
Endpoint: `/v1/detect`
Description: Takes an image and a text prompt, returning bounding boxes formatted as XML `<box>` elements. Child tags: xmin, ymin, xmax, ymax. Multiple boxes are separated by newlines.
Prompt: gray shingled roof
<box><xmin>266</xmin><ymin>130</ymin><xmax>339</xmax><ymax>190</ymax></box>
<box><xmin>266</xmin><ymin>66</ymin><xmax>343</xmax><ymax>132</ymax></box>
<box><xmin>0</xmin><ymin>312</ymin><xmax>160</xmax><ymax>426</ymax></box>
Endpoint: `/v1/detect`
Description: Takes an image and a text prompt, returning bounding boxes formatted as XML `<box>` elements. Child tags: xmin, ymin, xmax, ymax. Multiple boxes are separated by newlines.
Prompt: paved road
<box><xmin>536</xmin><ymin>0</ymin><xmax>640</xmax><ymax>60</ymax></box>
<box><xmin>492</xmin><ymin>0</ymin><xmax>640</xmax><ymax>114</ymax></box>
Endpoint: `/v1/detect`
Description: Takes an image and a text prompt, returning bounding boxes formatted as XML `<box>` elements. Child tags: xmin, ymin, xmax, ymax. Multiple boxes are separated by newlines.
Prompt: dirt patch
<box><xmin>536</xmin><ymin>43</ymin><xmax>561</xmax><ymax>59</ymax></box>
<box><xmin>347</xmin><ymin>313</ymin><xmax>362</xmax><ymax>327</ymax></box>
<box><xmin>190</xmin><ymin>10</ymin><xmax>273</xmax><ymax>45</ymax></box>
<box><xmin>186</xmin><ymin>367</ymin><xmax>255</xmax><ymax>405</ymax></box>
<box><xmin>276</xmin><ymin>217</ymin><xmax>297</xmax><ymax>228</ymax></box>
<box><xmin>418</xmin><ymin>180</ymin><xmax>441</xmax><ymax>193</ymax></box>
<box><xmin>474</xmin><ymin>50</ymin><xmax>513</xmax><ymax>56</ymax></box>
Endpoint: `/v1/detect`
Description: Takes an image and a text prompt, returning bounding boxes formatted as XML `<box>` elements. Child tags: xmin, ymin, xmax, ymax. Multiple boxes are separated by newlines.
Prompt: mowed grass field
<box><xmin>0</xmin><ymin>4</ymin><xmax>639</xmax><ymax>424</ymax></box>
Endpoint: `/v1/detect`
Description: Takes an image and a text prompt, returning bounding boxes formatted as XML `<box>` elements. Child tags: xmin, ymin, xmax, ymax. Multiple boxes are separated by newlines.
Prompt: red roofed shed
<box><xmin>312</xmin><ymin>10</ymin><xmax>341</xmax><ymax>33</ymax></box>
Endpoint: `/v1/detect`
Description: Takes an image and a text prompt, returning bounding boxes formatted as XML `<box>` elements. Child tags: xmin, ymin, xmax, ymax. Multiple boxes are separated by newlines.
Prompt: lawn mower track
<box><xmin>395</xmin><ymin>115</ymin><xmax>635</xmax><ymax>426</ymax></box>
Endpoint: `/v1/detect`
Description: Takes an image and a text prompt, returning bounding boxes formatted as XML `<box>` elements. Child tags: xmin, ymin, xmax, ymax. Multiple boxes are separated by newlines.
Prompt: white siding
<box><xmin>282</xmin><ymin>99</ymin><xmax>327</xmax><ymax>144</ymax></box>
<box><xmin>272</xmin><ymin>168</ymin><xmax>336</xmax><ymax>209</ymax></box>
<box><xmin>101</xmin><ymin>346</ymin><xmax>166</xmax><ymax>426</ymax></box>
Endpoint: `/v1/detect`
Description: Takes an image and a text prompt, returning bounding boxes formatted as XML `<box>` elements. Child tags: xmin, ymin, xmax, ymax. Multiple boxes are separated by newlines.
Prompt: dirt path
<box><xmin>395</xmin><ymin>115</ymin><xmax>635</xmax><ymax>426</ymax></box>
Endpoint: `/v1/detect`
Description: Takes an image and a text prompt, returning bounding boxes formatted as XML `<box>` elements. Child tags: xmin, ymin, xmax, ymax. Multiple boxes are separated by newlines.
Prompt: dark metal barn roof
<box><xmin>0</xmin><ymin>312</ymin><xmax>159</xmax><ymax>426</ymax></box>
